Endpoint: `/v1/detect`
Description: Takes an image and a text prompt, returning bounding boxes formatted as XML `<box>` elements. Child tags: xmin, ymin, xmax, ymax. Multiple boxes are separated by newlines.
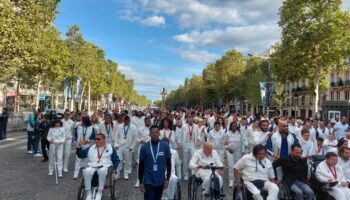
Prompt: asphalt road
<box><xmin>0</xmin><ymin>131</ymin><xmax>234</xmax><ymax>200</ymax></box>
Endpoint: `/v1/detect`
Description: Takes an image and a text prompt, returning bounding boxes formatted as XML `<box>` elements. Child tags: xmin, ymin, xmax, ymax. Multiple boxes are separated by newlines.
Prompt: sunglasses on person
<box><xmin>95</xmin><ymin>138</ymin><xmax>103</xmax><ymax>141</ymax></box>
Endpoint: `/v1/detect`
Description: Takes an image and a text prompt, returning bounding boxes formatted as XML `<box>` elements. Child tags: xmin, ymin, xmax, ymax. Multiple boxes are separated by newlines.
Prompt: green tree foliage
<box><xmin>271</xmin><ymin>0</ymin><xmax>350</xmax><ymax>116</ymax></box>
<box><xmin>166</xmin><ymin>50</ymin><xmax>268</xmax><ymax>109</ymax></box>
<box><xmin>0</xmin><ymin>0</ymin><xmax>148</xmax><ymax>108</ymax></box>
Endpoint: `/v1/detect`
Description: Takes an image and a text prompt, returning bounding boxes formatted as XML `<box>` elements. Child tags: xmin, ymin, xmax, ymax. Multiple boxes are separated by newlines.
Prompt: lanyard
<box><xmin>105</xmin><ymin>124</ymin><xmax>111</xmax><ymax>137</ymax></box>
<box><xmin>327</xmin><ymin>163</ymin><xmax>337</xmax><ymax>179</ymax></box>
<box><xmin>97</xmin><ymin>146</ymin><xmax>106</xmax><ymax>161</ymax></box>
<box><xmin>124</xmin><ymin>124</ymin><xmax>130</xmax><ymax>138</ymax></box>
<box><xmin>188</xmin><ymin>125</ymin><xmax>193</xmax><ymax>138</ymax></box>
<box><xmin>150</xmin><ymin>142</ymin><xmax>160</xmax><ymax>164</ymax></box>
<box><xmin>83</xmin><ymin>127</ymin><xmax>87</xmax><ymax>139</ymax></box>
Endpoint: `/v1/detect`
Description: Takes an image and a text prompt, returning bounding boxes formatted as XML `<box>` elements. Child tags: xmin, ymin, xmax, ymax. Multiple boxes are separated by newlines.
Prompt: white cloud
<box><xmin>119</xmin><ymin>64</ymin><xmax>181</xmax><ymax>100</ymax></box>
<box><xmin>174</xmin><ymin>24</ymin><xmax>280</xmax><ymax>54</ymax></box>
<box><xmin>178</xmin><ymin>49</ymin><xmax>219</xmax><ymax>63</ymax></box>
<box><xmin>140</xmin><ymin>15</ymin><xmax>166</xmax><ymax>27</ymax></box>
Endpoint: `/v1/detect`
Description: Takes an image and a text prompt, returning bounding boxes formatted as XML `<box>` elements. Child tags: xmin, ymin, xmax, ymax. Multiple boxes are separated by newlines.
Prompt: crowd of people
<box><xmin>25</xmin><ymin>108</ymin><xmax>350</xmax><ymax>200</ymax></box>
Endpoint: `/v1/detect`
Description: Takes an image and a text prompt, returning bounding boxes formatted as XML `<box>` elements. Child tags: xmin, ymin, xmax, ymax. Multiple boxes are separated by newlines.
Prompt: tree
<box><xmin>271</xmin><ymin>0</ymin><xmax>350</xmax><ymax>117</ymax></box>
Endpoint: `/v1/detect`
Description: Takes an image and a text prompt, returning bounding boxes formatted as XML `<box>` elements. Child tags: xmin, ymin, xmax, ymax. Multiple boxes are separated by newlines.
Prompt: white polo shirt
<box><xmin>234</xmin><ymin>153</ymin><xmax>275</xmax><ymax>182</ymax></box>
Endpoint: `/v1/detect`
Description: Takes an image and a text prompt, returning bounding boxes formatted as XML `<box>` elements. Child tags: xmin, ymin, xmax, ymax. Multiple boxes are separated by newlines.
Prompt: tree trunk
<box><xmin>314</xmin><ymin>77</ymin><xmax>319</xmax><ymax>118</ymax></box>
<box><xmin>35</xmin><ymin>79</ymin><xmax>41</xmax><ymax>111</ymax></box>
<box><xmin>79</xmin><ymin>82</ymin><xmax>86</xmax><ymax>111</ymax></box>
<box><xmin>88</xmin><ymin>81</ymin><xmax>91</xmax><ymax>114</ymax></box>
<box><xmin>15</xmin><ymin>77</ymin><xmax>20</xmax><ymax>113</ymax></box>
<box><xmin>70</xmin><ymin>81</ymin><xmax>74</xmax><ymax>111</ymax></box>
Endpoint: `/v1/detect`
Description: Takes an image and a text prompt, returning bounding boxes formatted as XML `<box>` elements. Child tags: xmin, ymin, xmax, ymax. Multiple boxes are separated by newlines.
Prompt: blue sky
<box><xmin>55</xmin><ymin>0</ymin><xmax>350</xmax><ymax>100</ymax></box>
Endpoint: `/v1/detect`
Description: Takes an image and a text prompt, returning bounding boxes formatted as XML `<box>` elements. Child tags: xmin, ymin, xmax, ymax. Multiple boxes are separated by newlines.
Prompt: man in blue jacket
<box><xmin>77</xmin><ymin>132</ymin><xmax>120</xmax><ymax>200</ymax></box>
<box><xmin>138</xmin><ymin>125</ymin><xmax>171</xmax><ymax>200</ymax></box>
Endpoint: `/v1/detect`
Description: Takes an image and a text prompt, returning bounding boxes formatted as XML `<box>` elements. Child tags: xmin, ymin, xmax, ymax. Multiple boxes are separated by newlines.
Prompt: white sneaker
<box><xmin>48</xmin><ymin>171</ymin><xmax>53</xmax><ymax>176</ymax></box>
<box><xmin>85</xmin><ymin>191</ymin><xmax>92</xmax><ymax>200</ymax></box>
<box><xmin>184</xmin><ymin>176</ymin><xmax>188</xmax><ymax>181</ymax></box>
<box><xmin>34</xmin><ymin>153</ymin><xmax>42</xmax><ymax>157</ymax></box>
<box><xmin>27</xmin><ymin>150</ymin><xmax>33</xmax><ymax>154</ymax></box>
<box><xmin>229</xmin><ymin>180</ymin><xmax>233</xmax><ymax>188</ymax></box>
<box><xmin>134</xmin><ymin>180</ymin><xmax>140</xmax><ymax>188</ymax></box>
<box><xmin>73</xmin><ymin>174</ymin><xmax>79</xmax><ymax>179</ymax></box>
<box><xmin>63</xmin><ymin>169</ymin><xmax>68</xmax><ymax>173</ymax></box>
<box><xmin>95</xmin><ymin>190</ymin><xmax>102</xmax><ymax>200</ymax></box>
<box><xmin>124</xmin><ymin>173</ymin><xmax>129</xmax><ymax>180</ymax></box>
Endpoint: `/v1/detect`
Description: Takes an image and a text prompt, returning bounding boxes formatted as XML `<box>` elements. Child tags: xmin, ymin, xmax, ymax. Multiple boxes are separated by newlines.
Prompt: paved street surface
<box><xmin>0</xmin><ymin>131</ymin><xmax>234</xmax><ymax>200</ymax></box>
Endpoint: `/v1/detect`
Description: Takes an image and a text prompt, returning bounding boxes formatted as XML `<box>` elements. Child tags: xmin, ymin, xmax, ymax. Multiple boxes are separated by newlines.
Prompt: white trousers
<box><xmin>63</xmin><ymin>138</ymin><xmax>72</xmax><ymax>170</ymax></box>
<box><xmin>226</xmin><ymin>150</ymin><xmax>241</xmax><ymax>182</ymax></box>
<box><xmin>244</xmin><ymin>180</ymin><xmax>279</xmax><ymax>200</ymax></box>
<box><xmin>117</xmin><ymin>148</ymin><xmax>132</xmax><ymax>174</ymax></box>
<box><xmin>328</xmin><ymin>186</ymin><xmax>350</xmax><ymax>200</ymax></box>
<box><xmin>74</xmin><ymin>156</ymin><xmax>88</xmax><ymax>176</ymax></box>
<box><xmin>214</xmin><ymin>149</ymin><xmax>224</xmax><ymax>163</ymax></box>
<box><xmin>83</xmin><ymin>167</ymin><xmax>108</xmax><ymax>191</ymax></box>
<box><xmin>183</xmin><ymin>145</ymin><xmax>196</xmax><ymax>178</ymax></box>
<box><xmin>49</xmin><ymin>144</ymin><xmax>64</xmax><ymax>175</ymax></box>
<box><xmin>162</xmin><ymin>175</ymin><xmax>178</xmax><ymax>200</ymax></box>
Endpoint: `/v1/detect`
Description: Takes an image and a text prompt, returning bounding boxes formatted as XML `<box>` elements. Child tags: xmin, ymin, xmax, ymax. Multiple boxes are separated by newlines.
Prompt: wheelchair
<box><xmin>309</xmin><ymin>155</ymin><xmax>335</xmax><ymax>200</ymax></box>
<box><xmin>268</xmin><ymin>155</ymin><xmax>335</xmax><ymax>200</ymax></box>
<box><xmin>188</xmin><ymin>164</ymin><xmax>225</xmax><ymax>200</ymax></box>
<box><xmin>232</xmin><ymin>171</ymin><xmax>290</xmax><ymax>200</ymax></box>
<box><xmin>77</xmin><ymin>166</ymin><xmax>117</xmax><ymax>200</ymax></box>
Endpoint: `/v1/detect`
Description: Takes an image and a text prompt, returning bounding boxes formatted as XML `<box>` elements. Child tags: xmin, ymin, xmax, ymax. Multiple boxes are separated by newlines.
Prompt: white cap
<box><xmin>330</xmin><ymin>118</ymin><xmax>337</xmax><ymax>124</ymax></box>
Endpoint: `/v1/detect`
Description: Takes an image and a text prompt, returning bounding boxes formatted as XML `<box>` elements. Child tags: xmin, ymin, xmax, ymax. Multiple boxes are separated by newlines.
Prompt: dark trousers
<box><xmin>27</xmin><ymin>131</ymin><xmax>34</xmax><ymax>151</ymax></box>
<box><xmin>0</xmin><ymin>122</ymin><xmax>3</xmax><ymax>140</ymax></box>
<box><xmin>41</xmin><ymin>138</ymin><xmax>50</xmax><ymax>160</ymax></box>
<box><xmin>2</xmin><ymin>123</ymin><xmax>7</xmax><ymax>139</ymax></box>
<box><xmin>33</xmin><ymin>133</ymin><xmax>41</xmax><ymax>154</ymax></box>
<box><xmin>144</xmin><ymin>184</ymin><xmax>164</xmax><ymax>200</ymax></box>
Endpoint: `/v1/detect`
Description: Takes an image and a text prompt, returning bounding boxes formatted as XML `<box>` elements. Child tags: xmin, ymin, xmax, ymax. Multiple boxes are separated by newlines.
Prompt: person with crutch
<box><xmin>47</xmin><ymin>119</ymin><xmax>65</xmax><ymax>178</ymax></box>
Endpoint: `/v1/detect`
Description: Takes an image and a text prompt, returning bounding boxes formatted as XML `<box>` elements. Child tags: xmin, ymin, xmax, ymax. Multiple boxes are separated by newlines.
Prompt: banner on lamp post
<box><xmin>259</xmin><ymin>82</ymin><xmax>276</xmax><ymax>107</ymax></box>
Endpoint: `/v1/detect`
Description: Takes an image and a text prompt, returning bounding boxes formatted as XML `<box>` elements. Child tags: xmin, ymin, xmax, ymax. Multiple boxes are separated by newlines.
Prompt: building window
<box><xmin>337</xmin><ymin>92</ymin><xmax>340</xmax><ymax>100</ymax></box>
<box><xmin>331</xmin><ymin>92</ymin><xmax>334</xmax><ymax>100</ymax></box>
<box><xmin>346</xmin><ymin>91</ymin><xmax>350</xmax><ymax>100</ymax></box>
<box><xmin>6</xmin><ymin>82</ymin><xmax>14</xmax><ymax>88</ymax></box>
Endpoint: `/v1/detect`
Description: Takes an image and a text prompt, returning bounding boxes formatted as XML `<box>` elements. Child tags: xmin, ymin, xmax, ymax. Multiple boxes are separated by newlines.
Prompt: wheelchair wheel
<box><xmin>278</xmin><ymin>182</ymin><xmax>292</xmax><ymax>200</ymax></box>
<box><xmin>232</xmin><ymin>184</ymin><xmax>247</xmax><ymax>200</ymax></box>
<box><xmin>77</xmin><ymin>177</ymin><xmax>86</xmax><ymax>200</ymax></box>
<box><xmin>173</xmin><ymin>180</ymin><xmax>181</xmax><ymax>200</ymax></box>
<box><xmin>188</xmin><ymin>175</ymin><xmax>198</xmax><ymax>200</ymax></box>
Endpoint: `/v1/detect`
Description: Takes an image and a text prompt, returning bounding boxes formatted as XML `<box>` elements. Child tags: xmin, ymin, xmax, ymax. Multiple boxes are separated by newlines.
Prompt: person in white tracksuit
<box><xmin>252</xmin><ymin>120</ymin><xmax>273</xmax><ymax>146</ymax></box>
<box><xmin>76</xmin><ymin>133</ymin><xmax>120</xmax><ymax>200</ymax></box>
<box><xmin>90</xmin><ymin>113</ymin><xmax>101</xmax><ymax>134</ymax></box>
<box><xmin>234</xmin><ymin>145</ymin><xmax>279</xmax><ymax>200</ymax></box>
<box><xmin>73</xmin><ymin>116</ymin><xmax>96</xmax><ymax>179</ymax></box>
<box><xmin>99</xmin><ymin>114</ymin><xmax>116</xmax><ymax>146</ymax></box>
<box><xmin>61</xmin><ymin>111</ymin><xmax>74</xmax><ymax>173</ymax></box>
<box><xmin>208</xmin><ymin>121</ymin><xmax>225</xmax><ymax>162</ymax></box>
<box><xmin>162</xmin><ymin>138</ymin><xmax>181</xmax><ymax>200</ymax></box>
<box><xmin>134</xmin><ymin>117</ymin><xmax>151</xmax><ymax>188</ymax></box>
<box><xmin>316</xmin><ymin>152</ymin><xmax>350</xmax><ymax>200</ymax></box>
<box><xmin>189</xmin><ymin>142</ymin><xmax>224</xmax><ymax>197</ymax></box>
<box><xmin>196</xmin><ymin>119</ymin><xmax>207</xmax><ymax>150</ymax></box>
<box><xmin>47</xmin><ymin>119</ymin><xmax>66</xmax><ymax>177</ymax></box>
<box><xmin>182</xmin><ymin>117</ymin><xmax>200</xmax><ymax>180</ymax></box>
<box><xmin>113</xmin><ymin>115</ymin><xmax>137</xmax><ymax>180</ymax></box>
<box><xmin>159</xmin><ymin>117</ymin><xmax>176</xmax><ymax>149</ymax></box>
<box><xmin>224</xmin><ymin>121</ymin><xmax>243</xmax><ymax>187</ymax></box>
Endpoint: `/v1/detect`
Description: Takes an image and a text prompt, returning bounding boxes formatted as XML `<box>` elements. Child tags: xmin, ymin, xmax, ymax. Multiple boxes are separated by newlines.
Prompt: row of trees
<box><xmin>165</xmin><ymin>50</ymin><xmax>271</xmax><ymax>110</ymax></box>
<box><xmin>167</xmin><ymin>0</ymin><xmax>350</xmax><ymax>117</ymax></box>
<box><xmin>0</xmin><ymin>0</ymin><xmax>148</xmax><ymax>112</ymax></box>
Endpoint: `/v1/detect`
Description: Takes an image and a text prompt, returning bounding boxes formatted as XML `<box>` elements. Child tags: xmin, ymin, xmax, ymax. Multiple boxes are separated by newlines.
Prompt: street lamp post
<box><xmin>160</xmin><ymin>88</ymin><xmax>167</xmax><ymax>111</ymax></box>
